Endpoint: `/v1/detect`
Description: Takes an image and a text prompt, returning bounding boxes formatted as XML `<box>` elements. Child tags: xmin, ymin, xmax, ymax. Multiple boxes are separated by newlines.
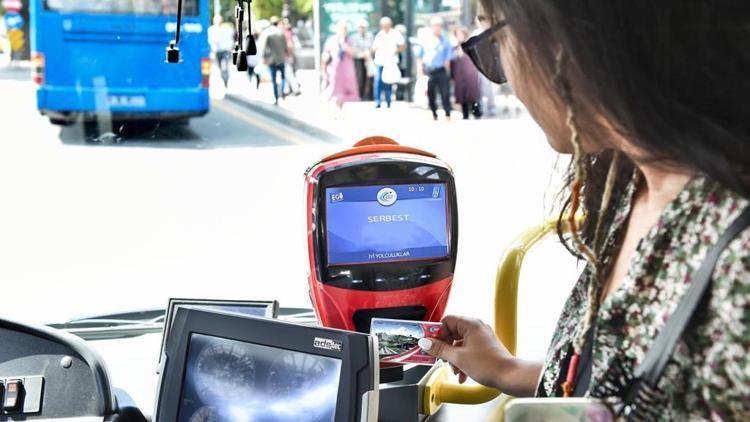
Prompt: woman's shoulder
<box><xmin>712</xmin><ymin>216</ymin><xmax>750</xmax><ymax>298</ymax></box>
<box><xmin>685</xmin><ymin>187</ymin><xmax>750</xmax><ymax>419</ymax></box>
<box><xmin>681</xmin><ymin>175</ymin><xmax>750</xmax><ymax>296</ymax></box>
<box><xmin>704</xmin><ymin>179</ymin><xmax>750</xmax><ymax>286</ymax></box>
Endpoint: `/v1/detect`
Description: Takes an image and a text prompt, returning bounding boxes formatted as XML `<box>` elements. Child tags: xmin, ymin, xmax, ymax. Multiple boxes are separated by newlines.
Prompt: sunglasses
<box><xmin>460</xmin><ymin>20</ymin><xmax>507</xmax><ymax>84</ymax></box>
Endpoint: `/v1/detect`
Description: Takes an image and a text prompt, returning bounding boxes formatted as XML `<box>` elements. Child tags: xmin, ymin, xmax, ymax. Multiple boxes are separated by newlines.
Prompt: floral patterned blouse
<box><xmin>536</xmin><ymin>174</ymin><xmax>750</xmax><ymax>420</ymax></box>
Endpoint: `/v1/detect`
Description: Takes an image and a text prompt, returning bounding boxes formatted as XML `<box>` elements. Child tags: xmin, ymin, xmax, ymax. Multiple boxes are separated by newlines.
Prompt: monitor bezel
<box><xmin>157</xmin><ymin>298</ymin><xmax>279</xmax><ymax>366</ymax></box>
<box><xmin>312</xmin><ymin>158</ymin><xmax>459</xmax><ymax>291</ymax></box>
<box><xmin>324</xmin><ymin>181</ymin><xmax>451</xmax><ymax>267</ymax></box>
<box><xmin>154</xmin><ymin>306</ymin><xmax>378</xmax><ymax>422</ymax></box>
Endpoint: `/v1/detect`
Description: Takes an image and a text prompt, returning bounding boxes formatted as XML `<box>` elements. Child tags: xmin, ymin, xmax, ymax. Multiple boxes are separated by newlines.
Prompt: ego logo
<box><xmin>377</xmin><ymin>187</ymin><xmax>397</xmax><ymax>207</ymax></box>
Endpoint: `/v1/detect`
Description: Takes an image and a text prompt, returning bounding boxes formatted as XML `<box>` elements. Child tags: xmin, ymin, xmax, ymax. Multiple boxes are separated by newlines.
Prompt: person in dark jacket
<box><xmin>451</xmin><ymin>27</ymin><xmax>482</xmax><ymax>119</ymax></box>
<box><xmin>261</xmin><ymin>16</ymin><xmax>289</xmax><ymax>105</ymax></box>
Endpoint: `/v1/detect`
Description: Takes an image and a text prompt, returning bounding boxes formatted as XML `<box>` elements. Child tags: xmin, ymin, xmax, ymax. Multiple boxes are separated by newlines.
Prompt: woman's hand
<box><xmin>418</xmin><ymin>315</ymin><xmax>543</xmax><ymax>397</ymax></box>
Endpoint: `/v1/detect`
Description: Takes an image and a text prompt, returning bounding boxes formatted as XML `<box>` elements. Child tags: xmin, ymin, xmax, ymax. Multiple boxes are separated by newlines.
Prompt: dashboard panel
<box><xmin>0</xmin><ymin>312</ymin><xmax>497</xmax><ymax>422</ymax></box>
<box><xmin>0</xmin><ymin>319</ymin><xmax>115</xmax><ymax>421</ymax></box>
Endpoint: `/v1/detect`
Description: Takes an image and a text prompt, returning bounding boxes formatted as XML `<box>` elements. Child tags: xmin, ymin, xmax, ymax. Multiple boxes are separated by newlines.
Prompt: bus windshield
<box><xmin>2</xmin><ymin>0</ymin><xmax>579</xmax><ymax>365</ymax></box>
<box><xmin>44</xmin><ymin>0</ymin><xmax>199</xmax><ymax>16</ymax></box>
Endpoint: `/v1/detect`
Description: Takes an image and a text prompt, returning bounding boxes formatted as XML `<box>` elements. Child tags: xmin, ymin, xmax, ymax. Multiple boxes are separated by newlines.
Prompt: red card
<box><xmin>371</xmin><ymin>318</ymin><xmax>442</xmax><ymax>365</ymax></box>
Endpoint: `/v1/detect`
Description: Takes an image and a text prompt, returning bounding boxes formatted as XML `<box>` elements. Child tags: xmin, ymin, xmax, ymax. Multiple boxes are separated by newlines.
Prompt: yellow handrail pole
<box><xmin>495</xmin><ymin>218</ymin><xmax>562</xmax><ymax>354</ymax></box>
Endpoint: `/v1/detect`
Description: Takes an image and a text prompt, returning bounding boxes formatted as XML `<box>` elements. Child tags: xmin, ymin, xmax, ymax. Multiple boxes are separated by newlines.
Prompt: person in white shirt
<box><xmin>371</xmin><ymin>16</ymin><xmax>405</xmax><ymax>108</ymax></box>
<box><xmin>207</xmin><ymin>16</ymin><xmax>236</xmax><ymax>87</ymax></box>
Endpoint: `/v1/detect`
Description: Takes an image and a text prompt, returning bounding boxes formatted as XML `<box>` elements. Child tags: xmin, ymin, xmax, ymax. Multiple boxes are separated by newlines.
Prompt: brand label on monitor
<box><xmin>314</xmin><ymin>337</ymin><xmax>343</xmax><ymax>352</ymax></box>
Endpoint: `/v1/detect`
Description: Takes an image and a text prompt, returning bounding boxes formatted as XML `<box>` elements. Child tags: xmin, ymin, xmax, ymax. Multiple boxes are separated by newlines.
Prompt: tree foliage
<box><xmin>211</xmin><ymin>0</ymin><xmax>312</xmax><ymax>22</ymax></box>
<box><xmin>253</xmin><ymin>0</ymin><xmax>313</xmax><ymax>20</ymax></box>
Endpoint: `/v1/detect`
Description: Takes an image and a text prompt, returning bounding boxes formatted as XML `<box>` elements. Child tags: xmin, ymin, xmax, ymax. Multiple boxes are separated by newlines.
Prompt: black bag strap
<box><xmin>572</xmin><ymin>322</ymin><xmax>596</xmax><ymax>397</ymax></box>
<box><xmin>632</xmin><ymin>206</ymin><xmax>750</xmax><ymax>387</ymax></box>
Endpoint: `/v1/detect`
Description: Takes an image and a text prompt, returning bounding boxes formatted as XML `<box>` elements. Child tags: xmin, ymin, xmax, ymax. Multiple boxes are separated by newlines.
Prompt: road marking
<box><xmin>212</xmin><ymin>99</ymin><xmax>308</xmax><ymax>146</ymax></box>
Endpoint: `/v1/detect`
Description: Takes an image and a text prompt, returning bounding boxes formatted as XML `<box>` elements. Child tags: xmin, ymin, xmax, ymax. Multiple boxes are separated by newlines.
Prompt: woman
<box><xmin>321</xmin><ymin>21</ymin><xmax>360</xmax><ymax>112</ymax></box>
<box><xmin>451</xmin><ymin>27</ymin><xmax>481</xmax><ymax>119</ymax></box>
<box><xmin>418</xmin><ymin>1</ymin><xmax>750</xmax><ymax>419</ymax></box>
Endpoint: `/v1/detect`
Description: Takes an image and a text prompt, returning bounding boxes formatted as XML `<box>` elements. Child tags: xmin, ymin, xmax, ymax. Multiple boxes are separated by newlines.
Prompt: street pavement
<box><xmin>0</xmin><ymin>63</ymin><xmax>581</xmax><ymax>361</ymax></box>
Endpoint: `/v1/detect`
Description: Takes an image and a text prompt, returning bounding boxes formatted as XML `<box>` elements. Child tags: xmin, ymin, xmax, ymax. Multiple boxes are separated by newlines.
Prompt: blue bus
<box><xmin>29</xmin><ymin>0</ymin><xmax>210</xmax><ymax>125</ymax></box>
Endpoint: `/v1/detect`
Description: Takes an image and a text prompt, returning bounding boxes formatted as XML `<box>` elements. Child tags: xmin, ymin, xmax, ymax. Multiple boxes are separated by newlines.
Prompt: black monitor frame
<box><xmin>157</xmin><ymin>298</ymin><xmax>279</xmax><ymax>366</ymax></box>
<box><xmin>313</xmin><ymin>158</ymin><xmax>459</xmax><ymax>291</ymax></box>
<box><xmin>154</xmin><ymin>307</ymin><xmax>379</xmax><ymax>422</ymax></box>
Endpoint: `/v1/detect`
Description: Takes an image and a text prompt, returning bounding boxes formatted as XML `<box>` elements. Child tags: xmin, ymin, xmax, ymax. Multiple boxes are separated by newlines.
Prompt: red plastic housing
<box><xmin>305</xmin><ymin>137</ymin><xmax>456</xmax><ymax>332</ymax></box>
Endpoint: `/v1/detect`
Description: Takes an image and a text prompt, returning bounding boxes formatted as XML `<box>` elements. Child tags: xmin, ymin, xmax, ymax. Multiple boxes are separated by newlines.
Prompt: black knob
<box><xmin>246</xmin><ymin>36</ymin><xmax>257</xmax><ymax>56</ymax></box>
<box><xmin>232</xmin><ymin>43</ymin><xmax>240</xmax><ymax>65</ymax></box>
<box><xmin>237</xmin><ymin>50</ymin><xmax>248</xmax><ymax>71</ymax></box>
<box><xmin>166</xmin><ymin>42</ymin><xmax>180</xmax><ymax>63</ymax></box>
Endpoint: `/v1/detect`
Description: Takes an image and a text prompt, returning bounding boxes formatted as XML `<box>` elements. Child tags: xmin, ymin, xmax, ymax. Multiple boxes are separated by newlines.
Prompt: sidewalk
<box><xmin>214</xmin><ymin>68</ymin><xmax>527</xmax><ymax>145</ymax></box>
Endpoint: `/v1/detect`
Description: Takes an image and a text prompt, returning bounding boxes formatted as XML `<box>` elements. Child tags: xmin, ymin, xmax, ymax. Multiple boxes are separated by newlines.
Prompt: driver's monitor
<box><xmin>154</xmin><ymin>307</ymin><xmax>379</xmax><ymax>422</ymax></box>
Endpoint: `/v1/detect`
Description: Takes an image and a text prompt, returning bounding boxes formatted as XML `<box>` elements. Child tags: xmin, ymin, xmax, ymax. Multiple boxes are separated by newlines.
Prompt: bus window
<box><xmin>44</xmin><ymin>0</ymin><xmax>199</xmax><ymax>16</ymax></box>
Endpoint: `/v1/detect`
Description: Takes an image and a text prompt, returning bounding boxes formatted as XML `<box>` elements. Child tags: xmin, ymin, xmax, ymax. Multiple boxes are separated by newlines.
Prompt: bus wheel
<box><xmin>50</xmin><ymin>118</ymin><xmax>74</xmax><ymax>126</ymax></box>
<box><xmin>83</xmin><ymin>120</ymin><xmax>101</xmax><ymax>139</ymax></box>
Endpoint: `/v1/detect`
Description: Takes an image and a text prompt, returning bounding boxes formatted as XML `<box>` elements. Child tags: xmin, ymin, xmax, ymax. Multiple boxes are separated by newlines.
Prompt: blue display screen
<box><xmin>325</xmin><ymin>183</ymin><xmax>449</xmax><ymax>265</ymax></box>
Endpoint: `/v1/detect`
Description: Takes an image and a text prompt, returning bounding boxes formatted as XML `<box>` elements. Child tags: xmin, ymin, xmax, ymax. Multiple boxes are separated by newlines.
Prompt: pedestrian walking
<box><xmin>322</xmin><ymin>21</ymin><xmax>360</xmax><ymax>113</ymax></box>
<box><xmin>451</xmin><ymin>27</ymin><xmax>481</xmax><ymax>119</ymax></box>
<box><xmin>417</xmin><ymin>17</ymin><xmax>454</xmax><ymax>120</ymax></box>
<box><xmin>261</xmin><ymin>16</ymin><xmax>289</xmax><ymax>105</ymax></box>
<box><xmin>371</xmin><ymin>17</ymin><xmax>405</xmax><ymax>108</ymax></box>
<box><xmin>351</xmin><ymin>19</ymin><xmax>374</xmax><ymax>100</ymax></box>
<box><xmin>208</xmin><ymin>15</ymin><xmax>235</xmax><ymax>87</ymax></box>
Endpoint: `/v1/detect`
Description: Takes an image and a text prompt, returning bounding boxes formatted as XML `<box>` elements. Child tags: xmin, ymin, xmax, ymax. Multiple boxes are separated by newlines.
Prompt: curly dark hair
<box><xmin>480</xmin><ymin>0</ymin><xmax>750</xmax><ymax>251</ymax></box>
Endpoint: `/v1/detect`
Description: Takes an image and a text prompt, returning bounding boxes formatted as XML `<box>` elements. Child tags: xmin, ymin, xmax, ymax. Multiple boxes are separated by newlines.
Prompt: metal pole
<box><xmin>214</xmin><ymin>0</ymin><xmax>221</xmax><ymax>18</ymax></box>
<box><xmin>405</xmin><ymin>0</ymin><xmax>414</xmax><ymax>102</ymax></box>
<box><xmin>313</xmin><ymin>0</ymin><xmax>321</xmax><ymax>95</ymax></box>
<box><xmin>462</xmin><ymin>0</ymin><xmax>471</xmax><ymax>27</ymax></box>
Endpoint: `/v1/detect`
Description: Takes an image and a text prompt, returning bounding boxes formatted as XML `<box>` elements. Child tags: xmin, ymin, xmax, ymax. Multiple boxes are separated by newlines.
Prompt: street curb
<box><xmin>224</xmin><ymin>94</ymin><xmax>341</xmax><ymax>144</ymax></box>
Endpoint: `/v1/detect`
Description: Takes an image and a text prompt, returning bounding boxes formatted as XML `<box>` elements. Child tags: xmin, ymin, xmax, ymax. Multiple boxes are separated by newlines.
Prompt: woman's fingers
<box><xmin>450</xmin><ymin>363</ymin><xmax>467</xmax><ymax>382</ymax></box>
<box><xmin>419</xmin><ymin>338</ymin><xmax>469</xmax><ymax>382</ymax></box>
<box><xmin>418</xmin><ymin>337</ymin><xmax>459</xmax><ymax>363</ymax></box>
<box><xmin>441</xmin><ymin>315</ymin><xmax>484</xmax><ymax>339</ymax></box>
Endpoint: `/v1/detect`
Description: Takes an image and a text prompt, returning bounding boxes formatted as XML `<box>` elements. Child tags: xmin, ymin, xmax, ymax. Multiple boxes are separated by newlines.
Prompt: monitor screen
<box><xmin>325</xmin><ymin>183</ymin><xmax>449</xmax><ymax>266</ymax></box>
<box><xmin>178</xmin><ymin>333</ymin><xmax>342</xmax><ymax>422</ymax></box>
<box><xmin>195</xmin><ymin>304</ymin><xmax>270</xmax><ymax>317</ymax></box>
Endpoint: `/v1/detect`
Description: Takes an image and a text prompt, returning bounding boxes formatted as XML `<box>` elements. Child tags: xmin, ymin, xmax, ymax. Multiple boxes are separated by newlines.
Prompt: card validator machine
<box><xmin>306</xmin><ymin>136</ymin><xmax>458</xmax><ymax>334</ymax></box>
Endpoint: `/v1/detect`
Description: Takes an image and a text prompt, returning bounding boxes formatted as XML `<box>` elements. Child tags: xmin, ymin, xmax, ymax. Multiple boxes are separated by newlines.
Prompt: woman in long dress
<box><xmin>322</xmin><ymin>21</ymin><xmax>360</xmax><ymax>112</ymax></box>
<box><xmin>451</xmin><ymin>27</ymin><xmax>481</xmax><ymax>119</ymax></box>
